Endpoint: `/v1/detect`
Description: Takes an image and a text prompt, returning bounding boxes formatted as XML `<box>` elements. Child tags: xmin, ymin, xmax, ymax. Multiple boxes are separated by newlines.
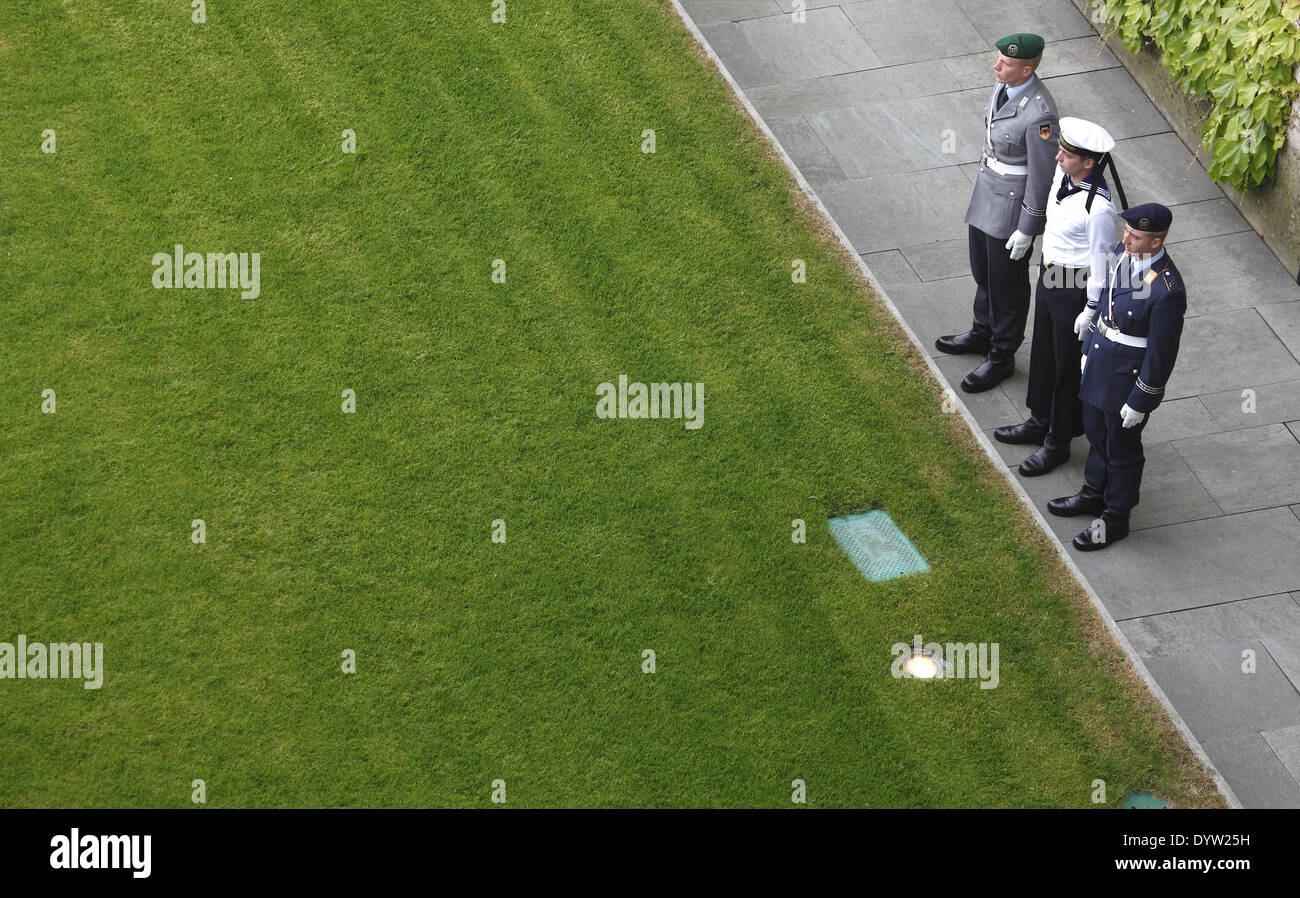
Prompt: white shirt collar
<box><xmin>1129</xmin><ymin>247</ymin><xmax>1167</xmax><ymax>276</ymax></box>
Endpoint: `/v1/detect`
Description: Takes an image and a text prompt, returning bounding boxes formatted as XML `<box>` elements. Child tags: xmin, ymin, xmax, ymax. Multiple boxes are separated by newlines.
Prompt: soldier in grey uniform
<box><xmin>936</xmin><ymin>33</ymin><xmax>1061</xmax><ymax>393</ymax></box>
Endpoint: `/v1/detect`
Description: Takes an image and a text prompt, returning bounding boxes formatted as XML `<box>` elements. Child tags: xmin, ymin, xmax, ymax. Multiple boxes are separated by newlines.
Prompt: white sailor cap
<box><xmin>1057</xmin><ymin>116</ymin><xmax>1115</xmax><ymax>158</ymax></box>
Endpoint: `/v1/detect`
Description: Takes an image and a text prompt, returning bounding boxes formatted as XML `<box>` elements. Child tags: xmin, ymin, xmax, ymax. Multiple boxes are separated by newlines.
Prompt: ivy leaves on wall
<box><xmin>1096</xmin><ymin>0</ymin><xmax>1300</xmax><ymax>191</ymax></box>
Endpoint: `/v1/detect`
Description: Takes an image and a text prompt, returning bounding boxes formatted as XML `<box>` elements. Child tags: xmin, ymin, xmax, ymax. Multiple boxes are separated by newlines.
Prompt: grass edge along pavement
<box><xmin>663</xmin><ymin>0</ymin><xmax>1229</xmax><ymax>808</ymax></box>
<box><xmin>0</xmin><ymin>0</ymin><xmax>1225</xmax><ymax>807</ymax></box>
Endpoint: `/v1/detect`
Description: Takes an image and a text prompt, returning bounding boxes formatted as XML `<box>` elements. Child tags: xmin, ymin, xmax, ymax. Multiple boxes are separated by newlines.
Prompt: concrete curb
<box><xmin>668</xmin><ymin>0</ymin><xmax>1241</xmax><ymax>809</ymax></box>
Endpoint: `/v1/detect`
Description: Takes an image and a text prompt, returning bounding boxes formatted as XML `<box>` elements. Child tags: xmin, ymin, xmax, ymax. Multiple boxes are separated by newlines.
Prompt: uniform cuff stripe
<box><xmin>1135</xmin><ymin>378</ymin><xmax>1162</xmax><ymax>394</ymax></box>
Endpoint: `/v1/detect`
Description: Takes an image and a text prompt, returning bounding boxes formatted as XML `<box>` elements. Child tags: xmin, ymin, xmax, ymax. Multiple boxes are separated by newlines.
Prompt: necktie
<box><xmin>995</xmin><ymin>84</ymin><xmax>1008</xmax><ymax>111</ymax></box>
<box><xmin>1056</xmin><ymin>173</ymin><xmax>1074</xmax><ymax>202</ymax></box>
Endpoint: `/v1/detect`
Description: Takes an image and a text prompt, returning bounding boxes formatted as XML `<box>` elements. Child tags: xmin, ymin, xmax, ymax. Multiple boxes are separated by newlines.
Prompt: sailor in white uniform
<box><xmin>995</xmin><ymin>117</ymin><xmax>1126</xmax><ymax>476</ymax></box>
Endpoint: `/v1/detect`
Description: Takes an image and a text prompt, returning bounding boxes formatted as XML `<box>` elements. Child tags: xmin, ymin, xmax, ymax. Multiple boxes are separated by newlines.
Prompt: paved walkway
<box><xmin>677</xmin><ymin>0</ymin><xmax>1300</xmax><ymax>808</ymax></box>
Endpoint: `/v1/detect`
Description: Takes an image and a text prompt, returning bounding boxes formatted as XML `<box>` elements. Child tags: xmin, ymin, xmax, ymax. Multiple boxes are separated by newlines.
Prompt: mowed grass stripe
<box><xmin>0</xmin><ymin>0</ymin><xmax>1220</xmax><ymax>806</ymax></box>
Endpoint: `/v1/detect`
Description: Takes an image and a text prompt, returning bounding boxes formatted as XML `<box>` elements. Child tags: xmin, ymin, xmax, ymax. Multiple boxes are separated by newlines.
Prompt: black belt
<box><xmin>1043</xmin><ymin>262</ymin><xmax>1088</xmax><ymax>276</ymax></box>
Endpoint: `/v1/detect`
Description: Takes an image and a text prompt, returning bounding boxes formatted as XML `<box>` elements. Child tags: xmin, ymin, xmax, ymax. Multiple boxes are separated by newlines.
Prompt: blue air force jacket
<box><xmin>1079</xmin><ymin>246</ymin><xmax>1187</xmax><ymax>415</ymax></box>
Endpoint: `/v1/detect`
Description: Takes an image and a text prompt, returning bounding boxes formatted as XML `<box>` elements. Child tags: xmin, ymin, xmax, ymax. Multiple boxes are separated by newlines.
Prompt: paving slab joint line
<box><xmin>670</xmin><ymin>0</ymin><xmax>1241</xmax><ymax>809</ymax></box>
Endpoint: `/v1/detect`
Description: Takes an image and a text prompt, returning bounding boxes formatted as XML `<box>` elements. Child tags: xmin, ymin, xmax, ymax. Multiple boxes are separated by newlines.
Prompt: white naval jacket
<box><xmin>1040</xmin><ymin>165</ymin><xmax>1117</xmax><ymax>305</ymax></box>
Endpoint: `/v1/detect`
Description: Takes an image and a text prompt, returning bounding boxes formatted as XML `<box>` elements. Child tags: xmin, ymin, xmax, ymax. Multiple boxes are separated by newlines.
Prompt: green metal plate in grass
<box><xmin>1123</xmin><ymin>791</ymin><xmax>1168</xmax><ymax>808</ymax></box>
<box><xmin>828</xmin><ymin>510</ymin><xmax>929</xmax><ymax>582</ymax></box>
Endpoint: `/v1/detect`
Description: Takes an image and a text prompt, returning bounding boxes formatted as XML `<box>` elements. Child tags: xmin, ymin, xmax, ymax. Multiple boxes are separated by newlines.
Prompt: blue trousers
<box><xmin>1082</xmin><ymin>400</ymin><xmax>1148</xmax><ymax>513</ymax></box>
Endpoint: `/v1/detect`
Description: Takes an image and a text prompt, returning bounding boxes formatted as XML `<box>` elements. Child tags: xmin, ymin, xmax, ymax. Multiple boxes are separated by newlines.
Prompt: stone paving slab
<box><xmin>1041</xmin><ymin>68</ymin><xmax>1170</xmax><ymax>140</ymax></box>
<box><xmin>932</xmin><ymin>356</ymin><xmax>1022</xmax><ymax>428</ymax></box>
<box><xmin>699</xmin><ymin>6</ymin><xmax>882</xmax><ymax>88</ymax></box>
<box><xmin>900</xmin><ymin>239</ymin><xmax>970</xmax><ymax>282</ymax></box>
<box><xmin>876</xmin><ymin>278</ymin><xmax>965</xmax><ymax>351</ymax></box>
<box><xmin>1201</xmin><ymin>379</ymin><xmax>1300</xmax><ymax>429</ymax></box>
<box><xmin>774</xmin><ymin>0</ymin><xmax>842</xmax><ymax>11</ymax></box>
<box><xmin>804</xmin><ymin>94</ymin><xmax>982</xmax><ymax>177</ymax></box>
<box><xmin>1143</xmin><ymin>643</ymin><xmax>1300</xmax><ymax>805</ymax></box>
<box><xmin>1162</xmin><ymin>197</ymin><xmax>1253</xmax><ymax>245</ymax></box>
<box><xmin>1263</xmin><ymin>635</ymin><xmax>1300</xmax><ymax>693</ymax></box>
<box><xmin>1112</xmin><ymin>132</ymin><xmax>1224</xmax><ymax>207</ymax></box>
<box><xmin>1172</xmin><ymin>424</ymin><xmax>1300</xmax><ymax>514</ymax></box>
<box><xmin>952</xmin><ymin>0</ymin><xmax>1097</xmax><ymax>44</ymax></box>
<box><xmin>1141</xmin><ymin>396</ymin><xmax>1220</xmax><ymax>443</ymax></box>
<box><xmin>1261</xmin><ymin>724</ymin><xmax>1300</xmax><ymax>792</ymax></box>
<box><xmin>748</xmin><ymin>61</ymin><xmax>961</xmax><ymax>119</ymax></box>
<box><xmin>1142</xmin><ymin>642</ymin><xmax>1300</xmax><ymax>740</ymax></box>
<box><xmin>815</xmin><ymin>170</ymin><xmax>969</xmax><ymax>253</ymax></box>
<box><xmin>767</xmin><ymin>115</ymin><xmax>848</xmax><ymax>182</ymax></box>
<box><xmin>1259</xmin><ymin>300</ymin><xmax>1300</xmax><ymax>361</ymax></box>
<box><xmin>680</xmin><ymin>0</ymin><xmax>782</xmax><ymax>26</ymax></box>
<box><xmin>1125</xmin><ymin>441</ymin><xmax>1225</xmax><ymax>528</ymax></box>
<box><xmin>1176</xmin><ymin>232</ymin><xmax>1300</xmax><ymax>317</ymax></box>
<box><xmin>1078</xmin><ymin>507</ymin><xmax>1300</xmax><ymax>619</ymax></box>
<box><xmin>841</xmin><ymin>0</ymin><xmax>990</xmax><ymax>66</ymax></box>
<box><xmin>942</xmin><ymin>35</ymin><xmax>1118</xmax><ymax>89</ymax></box>
<box><xmin>1201</xmin><ymin>729</ymin><xmax>1300</xmax><ymax>807</ymax></box>
<box><xmin>1118</xmin><ymin>593</ymin><xmax>1300</xmax><ymax>659</ymax></box>
<box><xmin>889</xmin><ymin>271</ymin><xmax>1045</xmax><ymax>359</ymax></box>
<box><xmin>861</xmin><ymin>250</ymin><xmax>920</xmax><ymax>287</ymax></box>
<box><xmin>1163</xmin><ymin>309</ymin><xmax>1300</xmax><ymax>399</ymax></box>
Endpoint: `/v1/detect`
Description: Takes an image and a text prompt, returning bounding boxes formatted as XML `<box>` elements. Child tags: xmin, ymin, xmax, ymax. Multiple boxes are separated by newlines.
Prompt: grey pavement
<box><xmin>678</xmin><ymin>0</ymin><xmax>1300</xmax><ymax>807</ymax></box>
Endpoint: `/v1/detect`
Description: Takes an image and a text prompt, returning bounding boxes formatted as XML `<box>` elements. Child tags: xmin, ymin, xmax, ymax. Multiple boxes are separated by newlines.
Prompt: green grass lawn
<box><xmin>0</xmin><ymin>0</ymin><xmax>1221</xmax><ymax>807</ymax></box>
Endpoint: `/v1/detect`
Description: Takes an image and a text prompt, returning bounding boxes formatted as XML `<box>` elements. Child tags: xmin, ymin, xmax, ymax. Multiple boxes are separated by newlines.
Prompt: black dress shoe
<box><xmin>960</xmin><ymin>351</ymin><xmax>1014</xmax><ymax>393</ymax></box>
<box><xmin>1019</xmin><ymin>434</ymin><xmax>1069</xmax><ymax>477</ymax></box>
<box><xmin>994</xmin><ymin>415</ymin><xmax>1049</xmax><ymax>445</ymax></box>
<box><xmin>1073</xmin><ymin>508</ymin><xmax>1130</xmax><ymax>551</ymax></box>
<box><xmin>935</xmin><ymin>329</ymin><xmax>992</xmax><ymax>356</ymax></box>
<box><xmin>1047</xmin><ymin>483</ymin><xmax>1104</xmax><ymax>517</ymax></box>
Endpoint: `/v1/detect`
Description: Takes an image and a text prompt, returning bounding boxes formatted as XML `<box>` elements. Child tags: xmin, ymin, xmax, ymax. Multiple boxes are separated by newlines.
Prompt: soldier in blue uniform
<box><xmin>1048</xmin><ymin>203</ymin><xmax>1186</xmax><ymax>550</ymax></box>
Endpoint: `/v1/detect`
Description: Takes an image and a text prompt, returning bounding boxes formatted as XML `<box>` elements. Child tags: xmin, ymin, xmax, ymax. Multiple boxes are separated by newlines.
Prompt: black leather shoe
<box><xmin>960</xmin><ymin>350</ymin><xmax>1014</xmax><ymax>393</ymax></box>
<box><xmin>994</xmin><ymin>415</ymin><xmax>1049</xmax><ymax>445</ymax></box>
<box><xmin>935</xmin><ymin>330</ymin><xmax>991</xmax><ymax>356</ymax></box>
<box><xmin>1019</xmin><ymin>434</ymin><xmax>1069</xmax><ymax>477</ymax></box>
<box><xmin>1047</xmin><ymin>483</ymin><xmax>1104</xmax><ymax>517</ymax></box>
<box><xmin>1073</xmin><ymin>508</ymin><xmax>1130</xmax><ymax>551</ymax></box>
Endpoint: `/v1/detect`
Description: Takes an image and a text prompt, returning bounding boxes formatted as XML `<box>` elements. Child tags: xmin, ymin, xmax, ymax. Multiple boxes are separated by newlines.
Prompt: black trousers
<box><xmin>968</xmin><ymin>225</ymin><xmax>1032</xmax><ymax>354</ymax></box>
<box><xmin>1026</xmin><ymin>267</ymin><xmax>1087</xmax><ymax>441</ymax></box>
<box><xmin>1082</xmin><ymin>400</ymin><xmax>1148</xmax><ymax>513</ymax></box>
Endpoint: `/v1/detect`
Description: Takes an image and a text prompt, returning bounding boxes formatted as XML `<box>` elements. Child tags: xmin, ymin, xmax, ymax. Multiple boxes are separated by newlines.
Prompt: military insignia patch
<box><xmin>1039</xmin><ymin>123</ymin><xmax>1052</xmax><ymax>140</ymax></box>
<box><xmin>1144</xmin><ymin>269</ymin><xmax>1159</xmax><ymax>285</ymax></box>
<box><xmin>1007</xmin><ymin>43</ymin><xmax>1018</xmax><ymax>55</ymax></box>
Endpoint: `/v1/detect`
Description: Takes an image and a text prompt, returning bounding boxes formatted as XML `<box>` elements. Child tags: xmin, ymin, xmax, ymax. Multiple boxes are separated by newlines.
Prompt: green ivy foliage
<box><xmin>1096</xmin><ymin>0</ymin><xmax>1300</xmax><ymax>190</ymax></box>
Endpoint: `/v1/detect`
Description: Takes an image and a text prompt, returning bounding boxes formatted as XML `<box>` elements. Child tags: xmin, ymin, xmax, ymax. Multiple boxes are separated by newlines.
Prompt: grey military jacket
<box><xmin>964</xmin><ymin>76</ymin><xmax>1060</xmax><ymax>240</ymax></box>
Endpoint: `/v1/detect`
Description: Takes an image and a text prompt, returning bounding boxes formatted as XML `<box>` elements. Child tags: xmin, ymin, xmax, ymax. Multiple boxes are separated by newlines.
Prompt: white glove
<box><xmin>1120</xmin><ymin>403</ymin><xmax>1146</xmax><ymax>428</ymax></box>
<box><xmin>1005</xmin><ymin>229</ymin><xmax>1033</xmax><ymax>261</ymax></box>
<box><xmin>1080</xmin><ymin>354</ymin><xmax>1087</xmax><ymax>375</ymax></box>
<box><xmin>1073</xmin><ymin>307</ymin><xmax>1094</xmax><ymax>339</ymax></box>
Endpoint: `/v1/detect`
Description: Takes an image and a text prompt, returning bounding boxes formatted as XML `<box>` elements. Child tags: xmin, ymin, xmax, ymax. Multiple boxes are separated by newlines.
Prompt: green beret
<box><xmin>995</xmin><ymin>33</ymin><xmax>1044</xmax><ymax>59</ymax></box>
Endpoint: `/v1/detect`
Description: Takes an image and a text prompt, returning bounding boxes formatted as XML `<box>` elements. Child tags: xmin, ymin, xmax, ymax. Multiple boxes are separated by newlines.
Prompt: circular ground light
<box><xmin>903</xmin><ymin>650</ymin><xmax>944</xmax><ymax>679</ymax></box>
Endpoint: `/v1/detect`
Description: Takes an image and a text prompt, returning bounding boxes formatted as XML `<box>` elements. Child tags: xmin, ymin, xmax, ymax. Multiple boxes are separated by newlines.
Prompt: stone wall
<box><xmin>1070</xmin><ymin>0</ymin><xmax>1300</xmax><ymax>281</ymax></box>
